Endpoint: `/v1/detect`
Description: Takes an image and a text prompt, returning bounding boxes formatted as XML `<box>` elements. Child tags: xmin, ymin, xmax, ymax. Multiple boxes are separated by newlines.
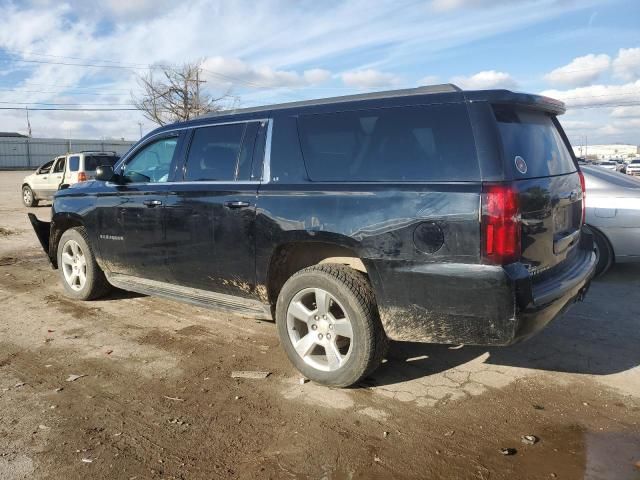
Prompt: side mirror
<box><xmin>95</xmin><ymin>165</ymin><xmax>116</xmax><ymax>182</ymax></box>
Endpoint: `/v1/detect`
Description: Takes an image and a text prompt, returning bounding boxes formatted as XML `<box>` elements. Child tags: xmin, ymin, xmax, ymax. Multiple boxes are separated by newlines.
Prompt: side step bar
<box><xmin>106</xmin><ymin>274</ymin><xmax>272</xmax><ymax>320</ymax></box>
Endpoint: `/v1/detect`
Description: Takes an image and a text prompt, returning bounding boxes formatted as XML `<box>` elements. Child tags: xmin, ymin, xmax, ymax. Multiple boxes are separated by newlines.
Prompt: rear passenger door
<box><xmin>164</xmin><ymin>120</ymin><xmax>264</xmax><ymax>297</ymax></box>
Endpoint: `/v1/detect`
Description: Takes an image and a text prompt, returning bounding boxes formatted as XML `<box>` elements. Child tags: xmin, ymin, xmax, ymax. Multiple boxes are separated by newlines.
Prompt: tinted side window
<box><xmin>69</xmin><ymin>156</ymin><xmax>80</xmax><ymax>172</ymax></box>
<box><xmin>184</xmin><ymin>124</ymin><xmax>245</xmax><ymax>181</ymax></box>
<box><xmin>297</xmin><ymin>103</ymin><xmax>478</xmax><ymax>182</ymax></box>
<box><xmin>493</xmin><ymin>105</ymin><xmax>576</xmax><ymax>179</ymax></box>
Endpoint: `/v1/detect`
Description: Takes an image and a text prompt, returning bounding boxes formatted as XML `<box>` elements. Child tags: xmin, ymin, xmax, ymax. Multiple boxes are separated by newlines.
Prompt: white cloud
<box><xmin>430</xmin><ymin>0</ymin><xmax>523</xmax><ymax>12</ymax></box>
<box><xmin>303</xmin><ymin>69</ymin><xmax>332</xmax><ymax>84</ymax></box>
<box><xmin>341</xmin><ymin>69</ymin><xmax>399</xmax><ymax>89</ymax></box>
<box><xmin>418</xmin><ymin>75</ymin><xmax>440</xmax><ymax>86</ymax></box>
<box><xmin>612</xmin><ymin>47</ymin><xmax>640</xmax><ymax>82</ymax></box>
<box><xmin>451</xmin><ymin>70</ymin><xmax>517</xmax><ymax>89</ymax></box>
<box><xmin>610</xmin><ymin>105</ymin><xmax>640</xmax><ymax>118</ymax></box>
<box><xmin>201</xmin><ymin>57</ymin><xmax>331</xmax><ymax>89</ymax></box>
<box><xmin>541</xmin><ymin>80</ymin><xmax>640</xmax><ymax>107</ymax></box>
<box><xmin>544</xmin><ymin>53</ymin><xmax>611</xmax><ymax>87</ymax></box>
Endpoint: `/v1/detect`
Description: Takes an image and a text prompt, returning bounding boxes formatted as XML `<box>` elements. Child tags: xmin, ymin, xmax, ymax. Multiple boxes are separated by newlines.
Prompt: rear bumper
<box><xmin>370</xmin><ymin>228</ymin><xmax>596</xmax><ymax>346</ymax></box>
<box><xmin>506</xmin><ymin>229</ymin><xmax>596</xmax><ymax>343</ymax></box>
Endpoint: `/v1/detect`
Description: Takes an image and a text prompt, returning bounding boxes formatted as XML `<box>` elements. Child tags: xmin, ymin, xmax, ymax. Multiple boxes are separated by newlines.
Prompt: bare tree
<box><xmin>133</xmin><ymin>61</ymin><xmax>230</xmax><ymax>126</ymax></box>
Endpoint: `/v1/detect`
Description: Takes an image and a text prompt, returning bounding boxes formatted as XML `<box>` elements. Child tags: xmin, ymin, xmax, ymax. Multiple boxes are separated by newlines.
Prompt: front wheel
<box><xmin>276</xmin><ymin>264</ymin><xmax>387</xmax><ymax>387</ymax></box>
<box><xmin>22</xmin><ymin>185</ymin><xmax>38</xmax><ymax>207</ymax></box>
<box><xmin>57</xmin><ymin>227</ymin><xmax>111</xmax><ymax>300</ymax></box>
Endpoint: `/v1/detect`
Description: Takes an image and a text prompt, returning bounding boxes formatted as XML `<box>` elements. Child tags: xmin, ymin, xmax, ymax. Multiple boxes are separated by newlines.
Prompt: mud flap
<box><xmin>27</xmin><ymin>213</ymin><xmax>52</xmax><ymax>262</ymax></box>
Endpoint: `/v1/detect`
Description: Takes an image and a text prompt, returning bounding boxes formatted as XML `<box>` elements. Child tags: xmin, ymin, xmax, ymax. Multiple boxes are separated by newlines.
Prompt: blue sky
<box><xmin>0</xmin><ymin>0</ymin><xmax>638</xmax><ymax>145</ymax></box>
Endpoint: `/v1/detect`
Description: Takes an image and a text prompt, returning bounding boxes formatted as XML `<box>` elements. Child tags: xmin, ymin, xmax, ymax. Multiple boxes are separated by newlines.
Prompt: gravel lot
<box><xmin>1</xmin><ymin>170</ymin><xmax>639</xmax><ymax>479</ymax></box>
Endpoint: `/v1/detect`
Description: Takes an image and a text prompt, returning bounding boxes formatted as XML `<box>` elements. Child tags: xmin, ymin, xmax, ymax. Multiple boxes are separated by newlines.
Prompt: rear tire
<box><xmin>22</xmin><ymin>185</ymin><xmax>38</xmax><ymax>207</ymax></box>
<box><xmin>592</xmin><ymin>227</ymin><xmax>613</xmax><ymax>277</ymax></box>
<box><xmin>276</xmin><ymin>264</ymin><xmax>387</xmax><ymax>387</ymax></box>
<box><xmin>57</xmin><ymin>227</ymin><xmax>111</xmax><ymax>300</ymax></box>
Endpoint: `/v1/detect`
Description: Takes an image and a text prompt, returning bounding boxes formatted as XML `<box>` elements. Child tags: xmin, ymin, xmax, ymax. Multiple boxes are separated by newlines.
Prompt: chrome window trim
<box><xmin>262</xmin><ymin>118</ymin><xmax>273</xmax><ymax>184</ymax></box>
<box><xmin>110</xmin><ymin>117</ymin><xmax>272</xmax><ymax>187</ymax></box>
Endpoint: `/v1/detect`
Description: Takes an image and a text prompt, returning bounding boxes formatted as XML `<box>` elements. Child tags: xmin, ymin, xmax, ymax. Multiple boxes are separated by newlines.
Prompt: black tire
<box><xmin>592</xmin><ymin>227</ymin><xmax>613</xmax><ymax>277</ymax></box>
<box><xmin>22</xmin><ymin>185</ymin><xmax>38</xmax><ymax>207</ymax></box>
<box><xmin>57</xmin><ymin>227</ymin><xmax>111</xmax><ymax>300</ymax></box>
<box><xmin>276</xmin><ymin>264</ymin><xmax>387</xmax><ymax>387</ymax></box>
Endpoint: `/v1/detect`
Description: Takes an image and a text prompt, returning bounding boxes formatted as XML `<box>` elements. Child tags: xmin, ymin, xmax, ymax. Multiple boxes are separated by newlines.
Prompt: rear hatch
<box><xmin>493</xmin><ymin>105</ymin><xmax>583</xmax><ymax>275</ymax></box>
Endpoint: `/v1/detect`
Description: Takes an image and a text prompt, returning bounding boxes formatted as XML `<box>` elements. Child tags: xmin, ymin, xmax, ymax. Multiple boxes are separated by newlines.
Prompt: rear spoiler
<box><xmin>464</xmin><ymin>90</ymin><xmax>566</xmax><ymax>115</ymax></box>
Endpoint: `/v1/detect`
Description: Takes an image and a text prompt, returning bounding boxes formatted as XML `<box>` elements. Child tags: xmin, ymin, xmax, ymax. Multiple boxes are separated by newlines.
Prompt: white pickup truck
<box><xmin>22</xmin><ymin>151</ymin><xmax>119</xmax><ymax>207</ymax></box>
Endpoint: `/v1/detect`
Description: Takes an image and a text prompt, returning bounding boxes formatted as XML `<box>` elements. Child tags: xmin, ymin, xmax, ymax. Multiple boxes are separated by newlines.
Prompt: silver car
<box><xmin>583</xmin><ymin>165</ymin><xmax>640</xmax><ymax>275</ymax></box>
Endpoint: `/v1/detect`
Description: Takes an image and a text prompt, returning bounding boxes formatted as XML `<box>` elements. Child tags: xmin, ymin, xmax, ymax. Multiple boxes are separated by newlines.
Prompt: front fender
<box><xmin>27</xmin><ymin>213</ymin><xmax>53</xmax><ymax>265</ymax></box>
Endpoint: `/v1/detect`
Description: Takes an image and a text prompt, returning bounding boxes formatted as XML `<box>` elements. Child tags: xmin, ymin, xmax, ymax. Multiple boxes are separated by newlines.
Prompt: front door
<box><xmin>96</xmin><ymin>133</ymin><xmax>183</xmax><ymax>281</ymax></box>
<box><xmin>32</xmin><ymin>157</ymin><xmax>63</xmax><ymax>199</ymax></box>
<box><xmin>164</xmin><ymin>121</ymin><xmax>263</xmax><ymax>298</ymax></box>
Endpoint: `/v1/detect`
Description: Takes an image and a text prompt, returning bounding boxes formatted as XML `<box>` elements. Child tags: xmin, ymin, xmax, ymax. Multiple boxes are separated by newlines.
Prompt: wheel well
<box><xmin>266</xmin><ymin>242</ymin><xmax>368</xmax><ymax>309</ymax></box>
<box><xmin>50</xmin><ymin>216</ymin><xmax>84</xmax><ymax>268</ymax></box>
<box><xmin>587</xmin><ymin>224</ymin><xmax>615</xmax><ymax>261</ymax></box>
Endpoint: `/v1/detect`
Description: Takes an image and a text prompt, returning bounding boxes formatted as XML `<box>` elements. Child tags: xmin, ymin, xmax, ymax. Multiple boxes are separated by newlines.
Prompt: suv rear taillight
<box><xmin>481</xmin><ymin>183</ymin><xmax>521</xmax><ymax>265</ymax></box>
<box><xmin>77</xmin><ymin>172</ymin><xmax>88</xmax><ymax>182</ymax></box>
<box><xmin>578</xmin><ymin>170</ymin><xmax>586</xmax><ymax>225</ymax></box>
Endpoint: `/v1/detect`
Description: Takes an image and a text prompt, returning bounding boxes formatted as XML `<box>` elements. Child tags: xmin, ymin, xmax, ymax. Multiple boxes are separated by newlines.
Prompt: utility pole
<box><xmin>138</xmin><ymin>122</ymin><xmax>143</xmax><ymax>138</ymax></box>
<box><xmin>25</xmin><ymin>107</ymin><xmax>32</xmax><ymax>137</ymax></box>
<box><xmin>585</xmin><ymin>135</ymin><xmax>588</xmax><ymax>159</ymax></box>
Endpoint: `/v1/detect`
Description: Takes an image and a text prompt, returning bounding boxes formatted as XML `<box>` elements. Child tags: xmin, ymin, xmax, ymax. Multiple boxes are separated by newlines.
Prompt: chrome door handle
<box><xmin>143</xmin><ymin>199</ymin><xmax>163</xmax><ymax>207</ymax></box>
<box><xmin>224</xmin><ymin>200</ymin><xmax>250</xmax><ymax>209</ymax></box>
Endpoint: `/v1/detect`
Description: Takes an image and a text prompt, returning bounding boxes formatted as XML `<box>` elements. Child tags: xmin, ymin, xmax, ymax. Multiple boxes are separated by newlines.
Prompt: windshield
<box><xmin>493</xmin><ymin>105</ymin><xmax>576</xmax><ymax>179</ymax></box>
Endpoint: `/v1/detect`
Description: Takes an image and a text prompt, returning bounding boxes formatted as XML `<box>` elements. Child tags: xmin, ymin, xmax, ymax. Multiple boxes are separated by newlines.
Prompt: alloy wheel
<box><xmin>286</xmin><ymin>287</ymin><xmax>354</xmax><ymax>372</ymax></box>
<box><xmin>61</xmin><ymin>239</ymin><xmax>87</xmax><ymax>291</ymax></box>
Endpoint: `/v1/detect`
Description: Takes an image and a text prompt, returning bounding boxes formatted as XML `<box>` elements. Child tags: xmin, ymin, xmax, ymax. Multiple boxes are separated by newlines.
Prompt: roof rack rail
<box><xmin>200</xmin><ymin>83</ymin><xmax>462</xmax><ymax>118</ymax></box>
<box><xmin>78</xmin><ymin>150</ymin><xmax>118</xmax><ymax>155</ymax></box>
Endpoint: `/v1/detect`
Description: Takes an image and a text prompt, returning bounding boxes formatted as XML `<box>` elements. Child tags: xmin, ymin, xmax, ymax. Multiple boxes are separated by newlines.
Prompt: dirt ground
<box><xmin>1</xmin><ymin>170</ymin><xmax>639</xmax><ymax>480</ymax></box>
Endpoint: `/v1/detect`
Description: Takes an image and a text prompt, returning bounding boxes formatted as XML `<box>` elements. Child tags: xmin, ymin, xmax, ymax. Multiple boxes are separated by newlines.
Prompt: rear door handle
<box><xmin>224</xmin><ymin>200</ymin><xmax>250</xmax><ymax>209</ymax></box>
<box><xmin>143</xmin><ymin>199</ymin><xmax>163</xmax><ymax>207</ymax></box>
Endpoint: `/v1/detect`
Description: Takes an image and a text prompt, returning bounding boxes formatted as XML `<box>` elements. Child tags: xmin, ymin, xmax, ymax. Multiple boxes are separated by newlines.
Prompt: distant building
<box><xmin>0</xmin><ymin>132</ymin><xmax>28</xmax><ymax>138</ymax></box>
<box><xmin>0</xmin><ymin>136</ymin><xmax>135</xmax><ymax>169</ymax></box>
<box><xmin>572</xmin><ymin>144</ymin><xmax>639</xmax><ymax>161</ymax></box>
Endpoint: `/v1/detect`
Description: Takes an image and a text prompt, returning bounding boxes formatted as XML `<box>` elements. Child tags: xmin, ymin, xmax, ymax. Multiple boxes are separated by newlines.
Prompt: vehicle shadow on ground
<box><xmin>368</xmin><ymin>263</ymin><xmax>640</xmax><ymax>387</ymax></box>
<box><xmin>94</xmin><ymin>288</ymin><xmax>146</xmax><ymax>301</ymax></box>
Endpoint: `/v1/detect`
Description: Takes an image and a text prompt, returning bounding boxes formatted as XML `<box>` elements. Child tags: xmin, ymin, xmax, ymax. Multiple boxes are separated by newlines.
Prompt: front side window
<box><xmin>123</xmin><ymin>137</ymin><xmax>178</xmax><ymax>183</ymax></box>
<box><xmin>297</xmin><ymin>103</ymin><xmax>478</xmax><ymax>182</ymax></box>
<box><xmin>184</xmin><ymin>123</ymin><xmax>245</xmax><ymax>181</ymax></box>
<box><xmin>38</xmin><ymin>160</ymin><xmax>54</xmax><ymax>174</ymax></box>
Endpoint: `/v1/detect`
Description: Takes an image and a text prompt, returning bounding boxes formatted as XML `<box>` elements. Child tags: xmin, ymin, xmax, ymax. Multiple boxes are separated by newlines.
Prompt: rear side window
<box><xmin>84</xmin><ymin>155</ymin><xmax>118</xmax><ymax>171</ymax></box>
<box><xmin>297</xmin><ymin>103</ymin><xmax>478</xmax><ymax>182</ymax></box>
<box><xmin>185</xmin><ymin>124</ymin><xmax>245</xmax><ymax>181</ymax></box>
<box><xmin>69</xmin><ymin>156</ymin><xmax>80</xmax><ymax>171</ymax></box>
<box><xmin>493</xmin><ymin>105</ymin><xmax>576</xmax><ymax>179</ymax></box>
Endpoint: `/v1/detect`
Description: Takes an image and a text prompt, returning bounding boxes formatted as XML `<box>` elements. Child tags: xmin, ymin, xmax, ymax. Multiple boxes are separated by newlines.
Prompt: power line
<box><xmin>0</xmin><ymin>107</ymin><xmax>138</xmax><ymax>111</ymax></box>
<box><xmin>0</xmin><ymin>101</ymin><xmax>136</xmax><ymax>106</ymax></box>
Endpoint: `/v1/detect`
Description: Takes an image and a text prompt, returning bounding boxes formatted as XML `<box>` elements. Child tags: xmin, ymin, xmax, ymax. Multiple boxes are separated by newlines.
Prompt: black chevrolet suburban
<box><xmin>29</xmin><ymin>84</ymin><xmax>596</xmax><ymax>387</ymax></box>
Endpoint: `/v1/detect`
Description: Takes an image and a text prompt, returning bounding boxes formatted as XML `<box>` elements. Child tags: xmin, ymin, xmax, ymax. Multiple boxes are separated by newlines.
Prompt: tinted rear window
<box><xmin>297</xmin><ymin>103</ymin><xmax>478</xmax><ymax>182</ymax></box>
<box><xmin>84</xmin><ymin>155</ymin><xmax>118</xmax><ymax>171</ymax></box>
<box><xmin>493</xmin><ymin>105</ymin><xmax>576</xmax><ymax>179</ymax></box>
